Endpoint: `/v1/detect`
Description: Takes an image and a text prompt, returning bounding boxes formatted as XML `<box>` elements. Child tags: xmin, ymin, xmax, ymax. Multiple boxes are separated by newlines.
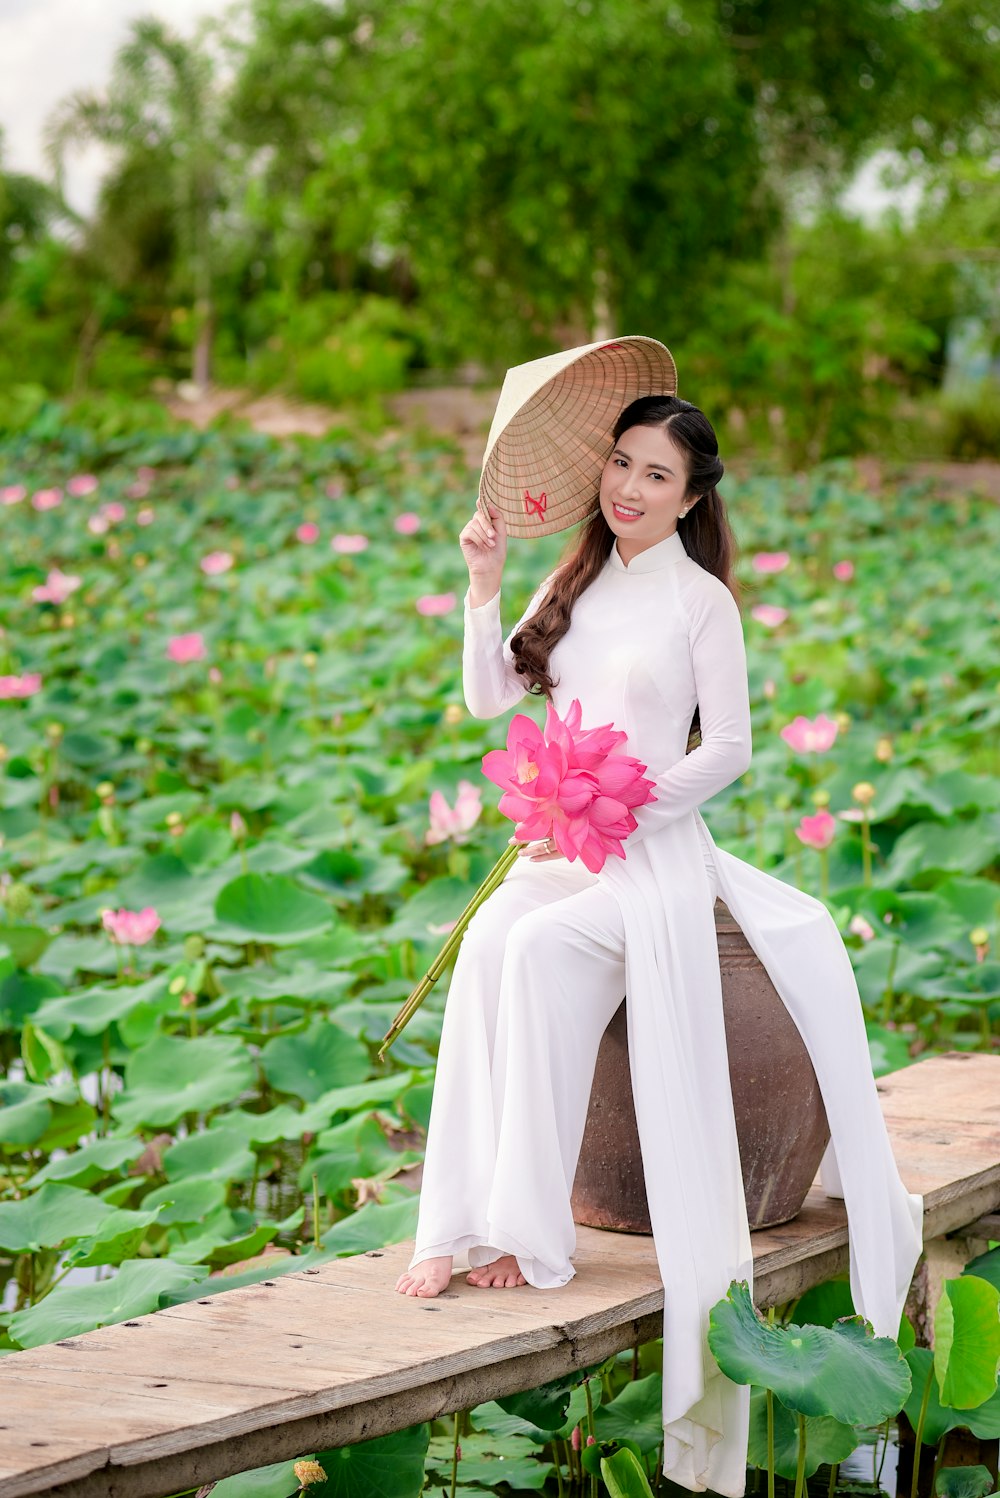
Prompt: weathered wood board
<box><xmin>1</xmin><ymin>1050</ymin><xmax>997</xmax><ymax>1498</ymax></box>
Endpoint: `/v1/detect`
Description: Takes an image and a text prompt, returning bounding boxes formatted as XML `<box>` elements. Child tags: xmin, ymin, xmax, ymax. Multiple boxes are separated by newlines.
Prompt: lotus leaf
<box><xmin>26</xmin><ymin>1135</ymin><xmax>146</xmax><ymax>1189</ymax></box>
<box><xmin>161</xmin><ymin>1125</ymin><xmax>257</xmax><ymax>1182</ymax></box>
<box><xmin>208</xmin><ymin>1459</ymin><xmax>303</xmax><ymax>1498</ymax></box>
<box><xmin>593</xmin><ymin>1372</ymin><xmax>664</xmax><ymax>1454</ymax></box>
<box><xmin>319</xmin><ymin>1196</ymin><xmax>419</xmax><ymax>1255</ymax></box>
<box><xmin>65</xmin><ymin>1203</ymin><xmax>166</xmax><ymax>1267</ymax></box>
<box><xmin>935</xmin><ymin>1467</ymin><xmax>996</xmax><ymax>1498</ymax></box>
<box><xmin>213</xmin><ymin>872</ymin><xmax>335</xmax><ymax>943</ymax></box>
<box><xmin>111</xmin><ymin>1032</ymin><xmax>256</xmax><ymax>1128</ymax></box>
<box><xmin>260</xmin><ymin>1018</ymin><xmax>370</xmax><ymax>1101</ymax></box>
<box><xmin>426</xmin><ymin>1431</ymin><xmax>551</xmax><ymax>1490</ymax></box>
<box><xmin>707</xmin><ymin>1281</ymin><xmax>910</xmax><ymax>1422</ymax></box>
<box><xmin>316</xmin><ymin>1423</ymin><xmax>430</xmax><ymax>1498</ymax></box>
<box><xmin>142</xmin><ymin>1174</ymin><xmax>228</xmax><ymax>1225</ymax></box>
<box><xmin>0</xmin><ymin>970</ymin><xmax>63</xmax><ymax>1028</ymax></box>
<box><xmin>600</xmin><ymin>1445</ymin><xmax>656</xmax><ymax>1498</ymax></box>
<box><xmin>747</xmin><ymin>1385</ymin><xmax>858</xmax><ymax>1478</ymax></box>
<box><xmin>935</xmin><ymin>1274</ymin><xmax>1000</xmax><ymax>1408</ymax></box>
<box><xmin>6</xmin><ymin>1257</ymin><xmax>206</xmax><ymax>1349</ymax></box>
<box><xmin>496</xmin><ymin>1370</ymin><xmax>600</xmax><ymax>1432</ymax></box>
<box><xmin>964</xmin><ymin>1246</ymin><xmax>1000</xmax><ymax>1295</ymax></box>
<box><xmin>116</xmin><ymin>852</ymin><xmax>228</xmax><ymax>933</ymax></box>
<box><xmin>0</xmin><ymin>1182</ymin><xmax>114</xmax><ymax>1252</ymax></box>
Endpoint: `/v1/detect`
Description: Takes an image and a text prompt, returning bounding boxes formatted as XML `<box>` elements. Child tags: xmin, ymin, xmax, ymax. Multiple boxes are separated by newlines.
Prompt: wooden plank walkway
<box><xmin>1</xmin><ymin>1051</ymin><xmax>997</xmax><ymax>1498</ymax></box>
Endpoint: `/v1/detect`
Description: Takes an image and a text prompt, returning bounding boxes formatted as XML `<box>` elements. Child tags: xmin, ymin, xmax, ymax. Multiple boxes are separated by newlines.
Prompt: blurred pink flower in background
<box><xmin>101</xmin><ymin>906</ymin><xmax>161</xmax><ymax>945</ymax></box>
<box><xmin>136</xmin><ymin>506</ymin><xmax>155</xmax><ymax>526</ymax></box>
<box><xmin>751</xmin><ymin>551</ymin><xmax>790</xmax><ymax>573</ymax></box>
<box><xmin>87</xmin><ymin>514</ymin><xmax>110</xmax><ymax>534</ymax></box>
<box><xmin>751</xmin><ymin>604</ymin><xmax>788</xmax><ymax>627</ymax></box>
<box><xmin>1</xmin><ymin>485</ymin><xmax>26</xmax><ymax>506</ymax></box>
<box><xmin>763</xmin><ymin>678</ymin><xmax>777</xmax><ymax>700</ymax></box>
<box><xmin>296</xmin><ymin>522</ymin><xmax>320</xmax><ymax>543</ymax></box>
<box><xmin>394</xmin><ymin>512</ymin><xmax>421</xmax><ymax>535</ymax></box>
<box><xmin>331</xmin><ymin>533</ymin><xmax>368</xmax><ymax>553</ymax></box>
<box><xmin>101</xmin><ymin>501</ymin><xmax>127</xmax><ymax>523</ymax></box>
<box><xmin>167</xmin><ymin>632</ymin><xmax>207</xmax><ymax>663</ymax></box>
<box><xmin>200</xmin><ymin>550</ymin><xmax>234</xmax><ymax>575</ymax></box>
<box><xmin>31</xmin><ymin>488</ymin><xmax>62</xmax><ymax>511</ymax></box>
<box><xmin>0</xmin><ymin>673</ymin><xmax>42</xmax><ymax>699</ymax></box>
<box><xmin>780</xmin><ymin>713</ymin><xmax>839</xmax><ymax>753</ymax></box>
<box><xmin>230</xmin><ymin>810</ymin><xmax>248</xmax><ymax>839</ymax></box>
<box><xmin>326</xmin><ymin>479</ymin><xmax>346</xmax><ymax>499</ymax></box>
<box><xmin>33</xmin><ymin>568</ymin><xmax>82</xmax><ymax>605</ymax></box>
<box><xmin>833</xmin><ymin>560</ymin><xmax>855</xmax><ymax>581</ymax></box>
<box><xmin>795</xmin><ymin>809</ymin><xmax>837</xmax><ymax>849</ymax></box>
<box><xmin>126</xmin><ymin>481</ymin><xmax>151</xmax><ymax>499</ymax></box>
<box><xmin>208</xmin><ymin>666</ymin><xmax>223</xmax><ymax>684</ymax></box>
<box><xmin>67</xmin><ymin>474</ymin><xmax>99</xmax><ymax>497</ymax></box>
<box><xmin>137</xmin><ymin>466</ymin><xmax>157</xmax><ymax>482</ymax></box>
<box><xmin>416</xmin><ymin>592</ymin><xmax>456</xmax><ymax>616</ymax></box>
<box><xmin>426</xmin><ymin>779</ymin><xmax>483</xmax><ymax>845</ymax></box>
<box><xmin>849</xmin><ymin>914</ymin><xmax>875</xmax><ymax>941</ymax></box>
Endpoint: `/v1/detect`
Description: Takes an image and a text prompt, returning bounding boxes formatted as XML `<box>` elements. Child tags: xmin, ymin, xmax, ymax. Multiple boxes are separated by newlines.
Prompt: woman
<box><xmin>395</xmin><ymin>375</ymin><xmax>922</xmax><ymax>1498</ymax></box>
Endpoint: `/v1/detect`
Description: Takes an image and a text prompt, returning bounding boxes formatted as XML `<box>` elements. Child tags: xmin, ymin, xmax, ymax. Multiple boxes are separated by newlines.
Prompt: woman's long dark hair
<box><xmin>510</xmin><ymin>394</ymin><xmax>741</xmax><ymax>751</ymax></box>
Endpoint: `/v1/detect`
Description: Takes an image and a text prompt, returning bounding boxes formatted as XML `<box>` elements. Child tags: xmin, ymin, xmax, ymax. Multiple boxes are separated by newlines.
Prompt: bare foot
<box><xmin>395</xmin><ymin>1255</ymin><xmax>454</xmax><ymax>1297</ymax></box>
<box><xmin>466</xmin><ymin>1252</ymin><xmax>527</xmax><ymax>1289</ymax></box>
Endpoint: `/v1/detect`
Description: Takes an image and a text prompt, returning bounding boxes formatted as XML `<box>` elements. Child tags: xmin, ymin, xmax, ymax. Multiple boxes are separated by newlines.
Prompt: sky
<box><xmin>0</xmin><ymin>0</ymin><xmax>924</xmax><ymax>223</ymax></box>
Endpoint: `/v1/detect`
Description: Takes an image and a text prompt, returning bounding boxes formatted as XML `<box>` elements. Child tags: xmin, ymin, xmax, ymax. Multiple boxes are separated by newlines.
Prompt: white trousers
<box><xmin>408</xmin><ymin>838</ymin><xmax>720</xmax><ymax>1285</ymax></box>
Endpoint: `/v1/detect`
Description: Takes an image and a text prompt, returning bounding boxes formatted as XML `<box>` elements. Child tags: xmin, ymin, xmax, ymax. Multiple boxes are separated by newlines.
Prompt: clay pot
<box><xmin>570</xmin><ymin>899</ymin><xmax>831</xmax><ymax>1233</ymax></box>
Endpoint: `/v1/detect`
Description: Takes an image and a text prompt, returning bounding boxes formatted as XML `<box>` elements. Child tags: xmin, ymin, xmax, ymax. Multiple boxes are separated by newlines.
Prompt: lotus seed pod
<box><xmin>165</xmin><ymin>811</ymin><xmax>183</xmax><ymax>827</ymax></box>
<box><xmin>45</xmin><ymin>721</ymin><xmax>64</xmax><ymax>741</ymax></box>
<box><xmin>292</xmin><ymin>1460</ymin><xmax>326</xmax><ymax>1487</ymax></box>
<box><xmin>811</xmin><ymin>788</ymin><xmax>831</xmax><ymax>808</ymax></box>
<box><xmin>136</xmin><ymin>738</ymin><xmax>152</xmax><ymax>754</ymax></box>
<box><xmin>302</xmin><ymin>651</ymin><xmax>318</xmax><ymax>669</ymax></box>
<box><xmin>970</xmin><ymin>928</ymin><xmax>989</xmax><ymax>949</ymax></box>
<box><xmin>852</xmin><ymin>782</ymin><xmax>876</xmax><ymax>806</ymax></box>
<box><xmin>875</xmin><ymin>736</ymin><xmax>893</xmax><ymax>762</ymax></box>
<box><xmin>834</xmin><ymin>710</ymin><xmax>851</xmax><ymax>731</ymax></box>
<box><xmin>5</xmin><ymin>882</ymin><xmax>32</xmax><ymax>917</ymax></box>
<box><xmin>443</xmin><ymin>704</ymin><xmax>463</xmax><ymax>724</ymax></box>
<box><xmin>168</xmin><ymin>975</ymin><xmax>186</xmax><ymax>995</ymax></box>
<box><xmin>97</xmin><ymin>781</ymin><xmax>115</xmax><ymax>801</ymax></box>
<box><xmin>183</xmin><ymin>935</ymin><xmax>205</xmax><ymax>960</ymax></box>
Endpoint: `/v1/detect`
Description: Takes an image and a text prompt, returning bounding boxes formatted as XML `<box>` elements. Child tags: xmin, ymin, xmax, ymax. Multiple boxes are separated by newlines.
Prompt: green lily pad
<box><xmin>935</xmin><ymin>1274</ymin><xmax>1000</xmax><ymax>1409</ymax></box>
<box><xmin>707</xmin><ymin>1280</ymin><xmax>910</xmax><ymax>1423</ymax></box>
<box><xmin>161</xmin><ymin>1126</ymin><xmax>257</xmax><ymax>1183</ymax></box>
<box><xmin>7</xmin><ymin>1258</ymin><xmax>206</xmax><ymax>1349</ymax></box>
<box><xmin>315</xmin><ymin>1423</ymin><xmax>430</xmax><ymax>1498</ymax></box>
<box><xmin>26</xmin><ymin>1135</ymin><xmax>146</xmax><ymax>1189</ymax></box>
<box><xmin>209</xmin><ymin>1459</ymin><xmax>302</xmax><ymax>1498</ymax></box>
<box><xmin>320</xmin><ymin>1196</ymin><xmax>419</xmax><ymax>1256</ymax></box>
<box><xmin>66</xmin><ymin>1204</ymin><xmax>166</xmax><ymax>1268</ymax></box>
<box><xmin>260</xmin><ymin>1019</ymin><xmax>370</xmax><ymax>1102</ymax></box>
<box><xmin>0</xmin><ymin>1182</ymin><xmax>113</xmax><ymax>1253</ymax></box>
<box><xmin>111</xmin><ymin>1032</ymin><xmax>256</xmax><ymax>1129</ymax></box>
<box><xmin>593</xmin><ymin>1373</ymin><xmax>664</xmax><ymax>1455</ymax></box>
<box><xmin>747</xmin><ymin>1385</ymin><xmax>858</xmax><ymax>1479</ymax></box>
<box><xmin>213</xmin><ymin>873</ymin><xmax>334</xmax><ymax>944</ymax></box>
<box><xmin>142</xmin><ymin>1175</ymin><xmax>228</xmax><ymax>1225</ymax></box>
<box><xmin>935</xmin><ymin>1467</ymin><xmax>996</xmax><ymax>1498</ymax></box>
<box><xmin>964</xmin><ymin>1246</ymin><xmax>1000</xmax><ymax>1295</ymax></box>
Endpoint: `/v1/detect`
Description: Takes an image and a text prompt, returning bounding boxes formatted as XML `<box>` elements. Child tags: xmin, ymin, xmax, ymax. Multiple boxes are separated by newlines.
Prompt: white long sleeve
<box><xmin>462</xmin><ymin>573</ymin><xmax>556</xmax><ymax>719</ymax></box>
<box><xmin>625</xmin><ymin>574</ymin><xmax>752</xmax><ymax>846</ymax></box>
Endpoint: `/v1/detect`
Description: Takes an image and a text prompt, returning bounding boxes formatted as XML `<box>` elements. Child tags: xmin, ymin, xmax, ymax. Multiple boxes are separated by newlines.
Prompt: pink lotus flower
<box><xmin>101</xmin><ymin>906</ymin><xmax>161</xmax><ymax>945</ymax></box>
<box><xmin>296</xmin><ymin>522</ymin><xmax>320</xmax><ymax>544</ymax></box>
<box><xmin>208</xmin><ymin>666</ymin><xmax>222</xmax><ymax>685</ymax></box>
<box><xmin>200</xmin><ymin>550</ymin><xmax>234</xmax><ymax>575</ymax></box>
<box><xmin>136</xmin><ymin>506</ymin><xmax>155</xmax><ymax>526</ymax></box>
<box><xmin>31</xmin><ymin>488</ymin><xmax>62</xmax><ymax>511</ymax></box>
<box><xmin>482</xmin><ymin>697</ymin><xmax>657</xmax><ymax>874</ymax></box>
<box><xmin>763</xmin><ymin>678</ymin><xmax>777</xmax><ymax>700</ymax></box>
<box><xmin>1</xmin><ymin>485</ymin><xmax>26</xmax><ymax>506</ymax></box>
<box><xmin>394</xmin><ymin>512</ymin><xmax>421</xmax><ymax>535</ymax></box>
<box><xmin>331</xmin><ymin>533</ymin><xmax>369</xmax><ymax>554</ymax></box>
<box><xmin>137</xmin><ymin>466</ymin><xmax>157</xmax><ymax>482</ymax></box>
<box><xmin>426</xmin><ymin>779</ymin><xmax>482</xmax><ymax>844</ymax></box>
<box><xmin>751</xmin><ymin>604</ymin><xmax>788</xmax><ymax>627</ymax></box>
<box><xmin>33</xmin><ymin>568</ymin><xmax>82</xmax><ymax>605</ymax></box>
<box><xmin>167</xmin><ymin>632</ymin><xmax>207</xmax><ymax>664</ymax></box>
<box><xmin>752</xmin><ymin>551</ymin><xmax>790</xmax><ymax>574</ymax></box>
<box><xmin>87</xmin><ymin>514</ymin><xmax>110</xmax><ymax>535</ymax></box>
<box><xmin>780</xmin><ymin>713</ymin><xmax>839</xmax><ymax>754</ymax></box>
<box><xmin>416</xmin><ymin>592</ymin><xmax>457</xmax><ymax>617</ymax></box>
<box><xmin>126</xmin><ymin>481</ymin><xmax>150</xmax><ymax>499</ymax></box>
<box><xmin>795</xmin><ymin>809</ymin><xmax>837</xmax><ymax>850</ymax></box>
<box><xmin>101</xmin><ymin>501</ymin><xmax>127</xmax><ymax>523</ymax></box>
<box><xmin>833</xmin><ymin>560</ymin><xmax>855</xmax><ymax>581</ymax></box>
<box><xmin>67</xmin><ymin>474</ymin><xmax>98</xmax><ymax>497</ymax></box>
<box><xmin>849</xmin><ymin>914</ymin><xmax>875</xmax><ymax>941</ymax></box>
<box><xmin>326</xmin><ymin>479</ymin><xmax>346</xmax><ymax>499</ymax></box>
<box><xmin>0</xmin><ymin>673</ymin><xmax>42</xmax><ymax>699</ymax></box>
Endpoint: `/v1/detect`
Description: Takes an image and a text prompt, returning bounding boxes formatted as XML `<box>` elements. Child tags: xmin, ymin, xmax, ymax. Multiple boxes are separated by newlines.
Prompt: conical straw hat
<box><xmin>477</xmin><ymin>335</ymin><xmax>678</xmax><ymax>540</ymax></box>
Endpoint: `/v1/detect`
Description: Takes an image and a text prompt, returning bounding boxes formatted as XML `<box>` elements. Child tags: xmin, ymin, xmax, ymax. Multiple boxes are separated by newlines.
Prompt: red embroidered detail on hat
<box><xmin>602</xmin><ymin>343</ymin><xmax>622</xmax><ymax>350</ymax></box>
<box><xmin>524</xmin><ymin>489</ymin><xmax>547</xmax><ymax>519</ymax></box>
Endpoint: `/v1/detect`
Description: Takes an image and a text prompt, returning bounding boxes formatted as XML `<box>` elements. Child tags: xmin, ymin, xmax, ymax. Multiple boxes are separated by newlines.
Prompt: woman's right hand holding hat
<box><xmin>460</xmin><ymin>501</ymin><xmax>507</xmax><ymax>606</ymax></box>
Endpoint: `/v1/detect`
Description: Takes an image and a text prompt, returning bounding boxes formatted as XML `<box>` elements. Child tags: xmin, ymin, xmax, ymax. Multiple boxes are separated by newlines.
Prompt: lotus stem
<box><xmin>828</xmin><ymin>1460</ymin><xmax>839</xmax><ymax>1498</ymax></box>
<box><xmin>794</xmin><ymin>1412</ymin><xmax>807</xmax><ymax>1498</ymax></box>
<box><xmin>910</xmin><ymin>1365</ymin><xmax>933</xmax><ymax>1498</ymax></box>
<box><xmin>312</xmin><ymin>1172</ymin><xmax>321</xmax><ymax>1252</ymax></box>
<box><xmin>450</xmin><ymin>1410</ymin><xmax>460</xmax><ymax>1498</ymax></box>
<box><xmin>378</xmin><ymin>840</ymin><xmax>520</xmax><ymax>1060</ymax></box>
<box><xmin>766</xmin><ymin>1387</ymin><xmax>775</xmax><ymax>1498</ymax></box>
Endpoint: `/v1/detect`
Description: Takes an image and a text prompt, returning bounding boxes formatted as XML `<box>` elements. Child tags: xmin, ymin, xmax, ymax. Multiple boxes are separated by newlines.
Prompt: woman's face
<box><xmin>598</xmin><ymin>423</ymin><xmax>695</xmax><ymax>556</ymax></box>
